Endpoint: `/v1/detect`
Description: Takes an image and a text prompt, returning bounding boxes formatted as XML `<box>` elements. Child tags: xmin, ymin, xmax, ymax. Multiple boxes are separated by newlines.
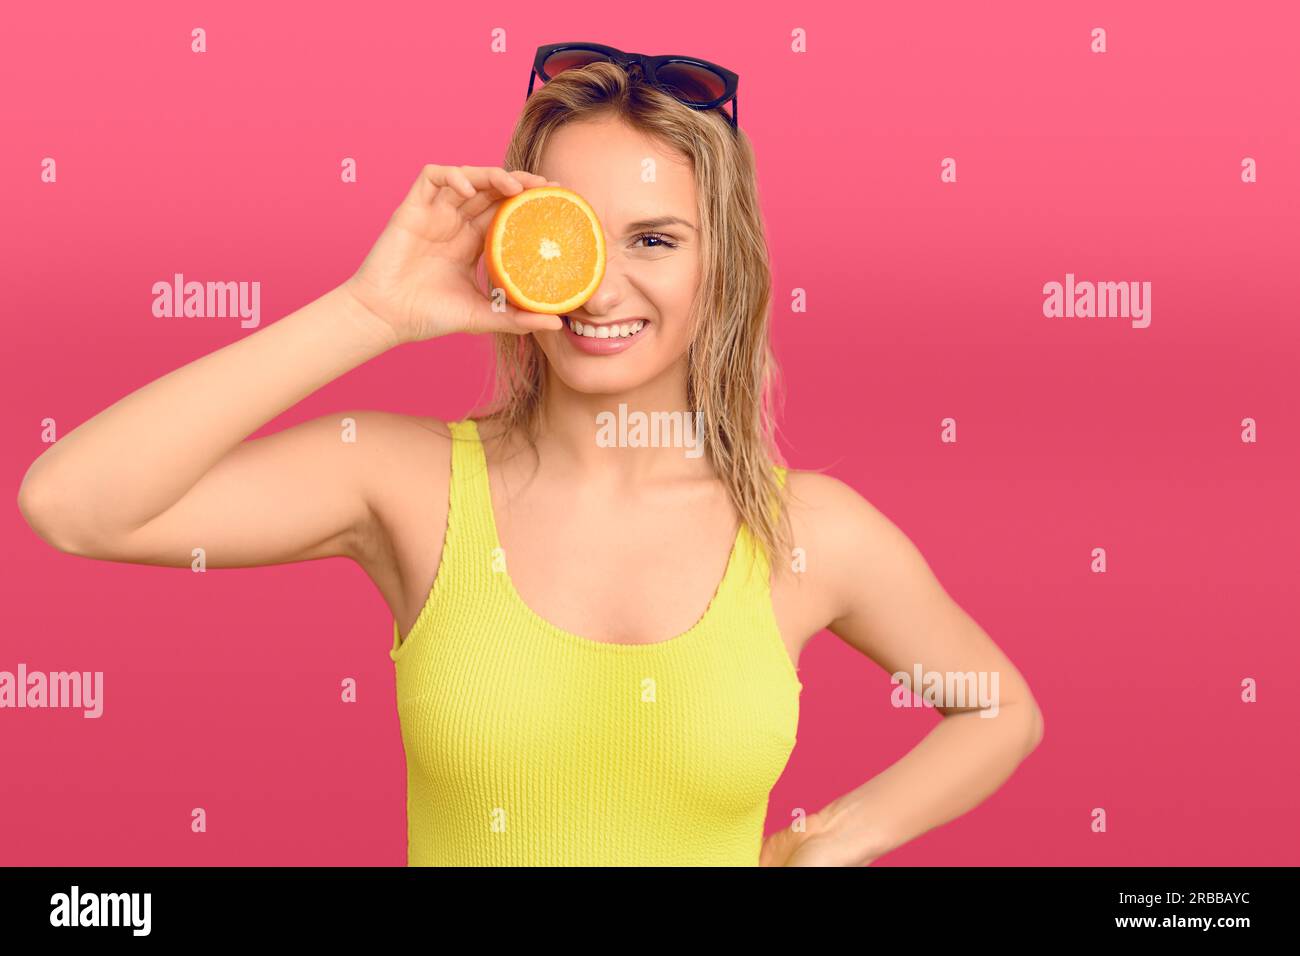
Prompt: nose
<box><xmin>576</xmin><ymin>247</ymin><xmax>626</xmax><ymax>317</ymax></box>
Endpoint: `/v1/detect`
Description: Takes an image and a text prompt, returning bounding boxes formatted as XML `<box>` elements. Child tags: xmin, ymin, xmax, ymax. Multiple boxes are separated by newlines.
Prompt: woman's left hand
<box><xmin>760</xmin><ymin>814</ymin><xmax>866</xmax><ymax>866</ymax></box>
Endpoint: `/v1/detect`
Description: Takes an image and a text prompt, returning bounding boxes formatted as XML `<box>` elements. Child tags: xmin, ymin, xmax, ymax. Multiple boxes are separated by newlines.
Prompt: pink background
<box><xmin>3</xmin><ymin>1</ymin><xmax>1297</xmax><ymax>865</ymax></box>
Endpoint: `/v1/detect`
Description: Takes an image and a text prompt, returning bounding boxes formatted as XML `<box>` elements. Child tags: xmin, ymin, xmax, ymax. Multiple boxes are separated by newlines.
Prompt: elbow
<box><xmin>1024</xmin><ymin>700</ymin><xmax>1044</xmax><ymax>754</ymax></box>
<box><xmin>17</xmin><ymin>474</ymin><xmax>95</xmax><ymax>556</ymax></box>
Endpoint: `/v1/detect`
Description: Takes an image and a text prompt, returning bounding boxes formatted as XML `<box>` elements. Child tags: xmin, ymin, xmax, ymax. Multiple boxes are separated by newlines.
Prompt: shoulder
<box><xmin>371</xmin><ymin>411</ymin><xmax>454</xmax><ymax>490</ymax></box>
<box><xmin>781</xmin><ymin>469</ymin><xmax>894</xmax><ymax>546</ymax></box>
<box><xmin>324</xmin><ymin>410</ymin><xmax>453</xmax><ymax>491</ymax></box>
<box><xmin>331</xmin><ymin>411</ymin><xmax>454</xmax><ymax>559</ymax></box>
<box><xmin>779</xmin><ymin>469</ymin><xmax>929</xmax><ymax>622</ymax></box>
<box><xmin>264</xmin><ymin>410</ymin><xmax>453</xmax><ymax>494</ymax></box>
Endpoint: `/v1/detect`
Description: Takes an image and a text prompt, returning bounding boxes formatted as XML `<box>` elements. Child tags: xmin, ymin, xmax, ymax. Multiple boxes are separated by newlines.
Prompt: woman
<box><xmin>17</xmin><ymin>47</ymin><xmax>1043</xmax><ymax>867</ymax></box>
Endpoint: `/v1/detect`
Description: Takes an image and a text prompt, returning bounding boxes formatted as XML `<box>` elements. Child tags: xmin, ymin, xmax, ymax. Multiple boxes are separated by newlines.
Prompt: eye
<box><xmin>632</xmin><ymin>232</ymin><xmax>679</xmax><ymax>250</ymax></box>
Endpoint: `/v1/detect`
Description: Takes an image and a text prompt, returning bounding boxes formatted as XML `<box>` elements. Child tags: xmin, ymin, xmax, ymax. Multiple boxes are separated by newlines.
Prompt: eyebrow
<box><xmin>623</xmin><ymin>216</ymin><xmax>697</xmax><ymax>234</ymax></box>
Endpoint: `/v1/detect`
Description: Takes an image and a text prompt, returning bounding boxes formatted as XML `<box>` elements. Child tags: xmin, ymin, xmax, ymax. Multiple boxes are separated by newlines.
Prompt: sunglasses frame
<box><xmin>528</xmin><ymin>41</ymin><xmax>740</xmax><ymax>132</ymax></box>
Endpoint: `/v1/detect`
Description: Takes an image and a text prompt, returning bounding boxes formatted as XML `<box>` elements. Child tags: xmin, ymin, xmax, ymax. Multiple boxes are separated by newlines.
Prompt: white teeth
<box><xmin>567</xmin><ymin>318</ymin><xmax>647</xmax><ymax>339</ymax></box>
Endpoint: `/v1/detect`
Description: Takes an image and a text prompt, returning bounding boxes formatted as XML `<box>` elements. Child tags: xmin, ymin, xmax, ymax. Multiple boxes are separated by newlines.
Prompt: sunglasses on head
<box><xmin>527</xmin><ymin>41</ymin><xmax>740</xmax><ymax>133</ymax></box>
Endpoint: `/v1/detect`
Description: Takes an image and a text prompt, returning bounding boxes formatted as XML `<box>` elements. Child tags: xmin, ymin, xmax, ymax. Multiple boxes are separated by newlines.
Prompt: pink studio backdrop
<box><xmin>2</xmin><ymin>1</ymin><xmax>1297</xmax><ymax>866</ymax></box>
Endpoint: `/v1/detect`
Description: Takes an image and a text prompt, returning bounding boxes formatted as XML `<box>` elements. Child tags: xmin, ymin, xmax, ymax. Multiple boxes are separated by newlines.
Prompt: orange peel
<box><xmin>483</xmin><ymin>186</ymin><xmax>606</xmax><ymax>315</ymax></box>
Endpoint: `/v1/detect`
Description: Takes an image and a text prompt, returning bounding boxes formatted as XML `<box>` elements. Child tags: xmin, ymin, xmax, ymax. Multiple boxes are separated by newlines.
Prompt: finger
<box><xmin>405</xmin><ymin>164</ymin><xmax>476</xmax><ymax>208</ymax></box>
<box><xmin>460</xmin><ymin>171</ymin><xmax>550</xmax><ymax>220</ymax></box>
<box><xmin>459</xmin><ymin>166</ymin><xmax>531</xmax><ymax>219</ymax></box>
<box><xmin>508</xmin><ymin>170</ymin><xmax>555</xmax><ymax>191</ymax></box>
<box><xmin>436</xmin><ymin>166</ymin><xmax>524</xmax><ymax>221</ymax></box>
<box><xmin>408</xmin><ymin>164</ymin><xmax>515</xmax><ymax>212</ymax></box>
<box><xmin>465</xmin><ymin>170</ymin><xmax>561</xmax><ymax>221</ymax></box>
<box><xmin>460</xmin><ymin>187</ymin><xmax>515</xmax><ymax>222</ymax></box>
<box><xmin>510</xmin><ymin>307</ymin><xmax>565</xmax><ymax>333</ymax></box>
<box><xmin>431</xmin><ymin>166</ymin><xmax>482</xmax><ymax>211</ymax></box>
<box><xmin>469</xmin><ymin>198</ymin><xmax>505</xmax><ymax>235</ymax></box>
<box><xmin>467</xmin><ymin>296</ymin><xmax>564</xmax><ymax>336</ymax></box>
<box><xmin>449</xmin><ymin>167</ymin><xmax>518</xmax><ymax>217</ymax></box>
<box><xmin>445</xmin><ymin>165</ymin><xmax>525</xmax><ymax>205</ymax></box>
<box><xmin>465</xmin><ymin>176</ymin><xmax>564</xmax><ymax>230</ymax></box>
<box><xmin>486</xmin><ymin>166</ymin><xmax>528</xmax><ymax>195</ymax></box>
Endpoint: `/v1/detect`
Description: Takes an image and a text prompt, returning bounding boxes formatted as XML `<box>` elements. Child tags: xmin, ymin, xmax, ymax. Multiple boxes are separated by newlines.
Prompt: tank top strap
<box><xmin>439</xmin><ymin>418</ymin><xmax>501</xmax><ymax>581</ymax></box>
<box><xmin>438</xmin><ymin>425</ymin><xmax>785</xmax><ymax>610</ymax></box>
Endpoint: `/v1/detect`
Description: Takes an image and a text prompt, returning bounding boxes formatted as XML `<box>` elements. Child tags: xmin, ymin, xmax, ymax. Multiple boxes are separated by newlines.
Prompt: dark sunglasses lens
<box><xmin>654</xmin><ymin>61</ymin><xmax>728</xmax><ymax>103</ymax></box>
<box><xmin>542</xmin><ymin>49</ymin><xmax>610</xmax><ymax>78</ymax></box>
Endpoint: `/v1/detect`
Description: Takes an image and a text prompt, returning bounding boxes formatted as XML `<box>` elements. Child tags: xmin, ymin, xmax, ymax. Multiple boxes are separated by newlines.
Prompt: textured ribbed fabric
<box><xmin>390</xmin><ymin>418</ymin><xmax>802</xmax><ymax>866</ymax></box>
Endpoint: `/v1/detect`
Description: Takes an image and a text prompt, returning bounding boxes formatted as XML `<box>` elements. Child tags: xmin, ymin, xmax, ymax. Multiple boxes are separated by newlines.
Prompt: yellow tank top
<box><xmin>389</xmin><ymin>418</ymin><xmax>801</xmax><ymax>866</ymax></box>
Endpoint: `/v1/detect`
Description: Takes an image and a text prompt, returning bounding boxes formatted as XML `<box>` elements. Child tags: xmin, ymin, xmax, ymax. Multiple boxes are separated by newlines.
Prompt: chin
<box><xmin>536</xmin><ymin>326</ymin><xmax>684</xmax><ymax>398</ymax></box>
<box><xmin>546</xmin><ymin>354</ymin><xmax>663</xmax><ymax>397</ymax></box>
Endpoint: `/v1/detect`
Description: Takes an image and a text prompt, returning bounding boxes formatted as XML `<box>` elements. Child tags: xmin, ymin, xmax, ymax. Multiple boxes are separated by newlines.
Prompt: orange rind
<box><xmin>484</xmin><ymin>186</ymin><xmax>606</xmax><ymax>315</ymax></box>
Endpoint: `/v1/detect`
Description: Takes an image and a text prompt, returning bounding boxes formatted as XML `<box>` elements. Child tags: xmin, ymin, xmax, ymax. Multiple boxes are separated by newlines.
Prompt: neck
<box><xmin>523</xmin><ymin>360</ymin><xmax>713</xmax><ymax>486</ymax></box>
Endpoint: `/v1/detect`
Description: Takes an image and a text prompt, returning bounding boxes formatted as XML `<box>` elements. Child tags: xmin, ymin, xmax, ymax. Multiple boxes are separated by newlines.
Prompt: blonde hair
<box><xmin>473</xmin><ymin>59</ymin><xmax>792</xmax><ymax>568</ymax></box>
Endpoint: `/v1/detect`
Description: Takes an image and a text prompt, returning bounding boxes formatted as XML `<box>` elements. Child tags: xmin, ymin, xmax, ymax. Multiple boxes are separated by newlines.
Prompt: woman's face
<box><xmin>531</xmin><ymin>114</ymin><xmax>701</xmax><ymax>398</ymax></box>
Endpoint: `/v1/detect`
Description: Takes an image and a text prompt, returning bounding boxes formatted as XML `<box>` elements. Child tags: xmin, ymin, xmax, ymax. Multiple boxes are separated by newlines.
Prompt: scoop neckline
<box><xmin>462</xmin><ymin>417</ymin><xmax>747</xmax><ymax>654</ymax></box>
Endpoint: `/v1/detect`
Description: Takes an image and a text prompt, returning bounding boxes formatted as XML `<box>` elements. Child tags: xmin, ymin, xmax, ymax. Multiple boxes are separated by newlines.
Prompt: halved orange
<box><xmin>484</xmin><ymin>186</ymin><xmax>606</xmax><ymax>315</ymax></box>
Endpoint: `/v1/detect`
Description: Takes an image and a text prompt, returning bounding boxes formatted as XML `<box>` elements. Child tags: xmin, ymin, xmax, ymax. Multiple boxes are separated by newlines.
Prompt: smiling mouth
<box><xmin>561</xmin><ymin>316</ymin><xmax>649</xmax><ymax>340</ymax></box>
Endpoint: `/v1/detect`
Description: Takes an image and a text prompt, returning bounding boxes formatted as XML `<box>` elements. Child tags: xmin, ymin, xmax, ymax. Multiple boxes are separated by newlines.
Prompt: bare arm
<box><xmin>769</xmin><ymin>473</ymin><xmax>1044</xmax><ymax>866</ymax></box>
<box><xmin>16</xmin><ymin>164</ymin><xmax>562</xmax><ymax>572</ymax></box>
<box><xmin>17</xmin><ymin>287</ymin><xmax>395</xmax><ymax>563</ymax></box>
